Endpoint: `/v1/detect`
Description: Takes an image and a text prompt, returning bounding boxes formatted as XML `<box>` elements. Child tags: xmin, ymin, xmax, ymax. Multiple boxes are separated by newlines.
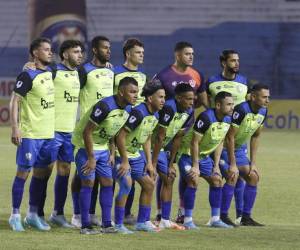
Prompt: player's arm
<box><xmin>10</xmin><ymin>72</ymin><xmax>32</xmax><ymax>146</ymax></box>
<box><xmin>195</xmin><ymin>72</ymin><xmax>209</xmax><ymax>109</ymax></box>
<box><xmin>249</xmin><ymin>126</ymin><xmax>263</xmax><ymax>175</ymax></box>
<box><xmin>143</xmin><ymin>135</ymin><xmax>155</xmax><ymax>179</ymax></box>
<box><xmin>82</xmin><ymin>102</ymin><xmax>109</xmax><ymax>175</ymax></box>
<box><xmin>152</xmin><ymin>105</ymin><xmax>174</xmax><ymax>168</ymax></box>
<box><xmin>225</xmin><ymin>126</ymin><xmax>239</xmax><ymax>179</ymax></box>
<box><xmin>190</xmin><ymin>132</ymin><xmax>202</xmax><ymax>179</ymax></box>
<box><xmin>213</xmin><ymin>140</ymin><xmax>224</xmax><ymax>175</ymax></box>
<box><xmin>108</xmin><ymin>137</ymin><xmax>116</xmax><ymax>167</ymax></box>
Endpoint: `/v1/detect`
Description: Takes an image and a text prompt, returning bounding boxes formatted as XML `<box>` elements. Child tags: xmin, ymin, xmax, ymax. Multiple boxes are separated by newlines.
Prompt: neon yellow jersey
<box><xmin>78</xmin><ymin>62</ymin><xmax>114</xmax><ymax>118</ymax></box>
<box><xmin>52</xmin><ymin>64</ymin><xmax>80</xmax><ymax>132</ymax></box>
<box><xmin>231</xmin><ymin>101</ymin><xmax>267</xmax><ymax>148</ymax></box>
<box><xmin>123</xmin><ymin>103</ymin><xmax>159</xmax><ymax>158</ymax></box>
<box><xmin>13</xmin><ymin>69</ymin><xmax>55</xmax><ymax>139</ymax></box>
<box><xmin>114</xmin><ymin>65</ymin><xmax>147</xmax><ymax>105</ymax></box>
<box><xmin>207</xmin><ymin>73</ymin><xmax>248</xmax><ymax>107</ymax></box>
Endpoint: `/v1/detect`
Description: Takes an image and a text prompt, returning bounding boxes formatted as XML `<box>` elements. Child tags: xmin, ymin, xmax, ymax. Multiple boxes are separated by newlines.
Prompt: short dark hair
<box><xmin>123</xmin><ymin>38</ymin><xmax>144</xmax><ymax>58</ymax></box>
<box><xmin>174</xmin><ymin>41</ymin><xmax>193</xmax><ymax>52</ymax></box>
<box><xmin>59</xmin><ymin>40</ymin><xmax>84</xmax><ymax>60</ymax></box>
<box><xmin>219</xmin><ymin>49</ymin><xmax>238</xmax><ymax>63</ymax></box>
<box><xmin>29</xmin><ymin>37</ymin><xmax>51</xmax><ymax>57</ymax></box>
<box><xmin>251</xmin><ymin>83</ymin><xmax>269</xmax><ymax>93</ymax></box>
<box><xmin>215</xmin><ymin>91</ymin><xmax>232</xmax><ymax>104</ymax></box>
<box><xmin>118</xmin><ymin>77</ymin><xmax>138</xmax><ymax>89</ymax></box>
<box><xmin>141</xmin><ymin>79</ymin><xmax>164</xmax><ymax>98</ymax></box>
<box><xmin>91</xmin><ymin>36</ymin><xmax>110</xmax><ymax>49</ymax></box>
<box><xmin>174</xmin><ymin>83</ymin><xmax>194</xmax><ymax>95</ymax></box>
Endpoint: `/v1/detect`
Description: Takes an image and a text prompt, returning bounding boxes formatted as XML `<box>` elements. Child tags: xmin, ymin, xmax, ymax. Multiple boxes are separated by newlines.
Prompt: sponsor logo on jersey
<box><xmin>94</xmin><ymin>108</ymin><xmax>102</xmax><ymax>117</ymax></box>
<box><xmin>16</xmin><ymin>81</ymin><xmax>23</xmax><ymax>88</ymax></box>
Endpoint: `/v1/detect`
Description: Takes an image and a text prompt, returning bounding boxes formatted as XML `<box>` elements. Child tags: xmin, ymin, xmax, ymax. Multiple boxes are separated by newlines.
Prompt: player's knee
<box><xmin>57</xmin><ymin>161</ymin><xmax>71</xmax><ymax>176</ymax></box>
<box><xmin>187</xmin><ymin>177</ymin><xmax>199</xmax><ymax>188</ymax></box>
<box><xmin>81</xmin><ymin>179</ymin><xmax>94</xmax><ymax>188</ymax></box>
<box><xmin>248</xmin><ymin>171</ymin><xmax>259</xmax><ymax>185</ymax></box>
<box><xmin>211</xmin><ymin>175</ymin><xmax>222</xmax><ymax>187</ymax></box>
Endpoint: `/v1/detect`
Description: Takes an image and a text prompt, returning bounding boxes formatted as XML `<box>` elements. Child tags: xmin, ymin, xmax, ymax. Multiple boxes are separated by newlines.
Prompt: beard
<box><xmin>228</xmin><ymin>67</ymin><xmax>239</xmax><ymax>74</ymax></box>
<box><xmin>95</xmin><ymin>52</ymin><xmax>109</xmax><ymax>64</ymax></box>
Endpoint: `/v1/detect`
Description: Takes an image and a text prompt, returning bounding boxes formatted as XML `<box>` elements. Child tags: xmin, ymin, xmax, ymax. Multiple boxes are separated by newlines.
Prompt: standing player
<box><xmin>151</xmin><ymin>83</ymin><xmax>194</xmax><ymax>230</ymax></box>
<box><xmin>114</xmin><ymin>81</ymin><xmax>165</xmax><ymax>233</ymax></box>
<box><xmin>71</xmin><ymin>36</ymin><xmax>114</xmax><ymax>227</ymax></box>
<box><xmin>177</xmin><ymin>91</ymin><xmax>234</xmax><ymax>229</ymax></box>
<box><xmin>45</xmin><ymin>40</ymin><xmax>84</xmax><ymax>227</ymax></box>
<box><xmin>9</xmin><ymin>38</ymin><xmax>55</xmax><ymax>231</ymax></box>
<box><xmin>206</xmin><ymin>50</ymin><xmax>249</xmax><ymax>226</ymax></box>
<box><xmin>220</xmin><ymin>84</ymin><xmax>269</xmax><ymax>226</ymax></box>
<box><xmin>113</xmin><ymin>38</ymin><xmax>147</xmax><ymax>224</ymax></box>
<box><xmin>154</xmin><ymin>41</ymin><xmax>208</xmax><ymax>223</ymax></box>
<box><xmin>72</xmin><ymin>77</ymin><xmax>139</xmax><ymax>234</ymax></box>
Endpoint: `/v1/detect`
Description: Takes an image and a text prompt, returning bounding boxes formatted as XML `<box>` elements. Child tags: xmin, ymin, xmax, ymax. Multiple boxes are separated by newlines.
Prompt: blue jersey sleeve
<box><xmin>194</xmin><ymin>112</ymin><xmax>211</xmax><ymax>135</ymax></box>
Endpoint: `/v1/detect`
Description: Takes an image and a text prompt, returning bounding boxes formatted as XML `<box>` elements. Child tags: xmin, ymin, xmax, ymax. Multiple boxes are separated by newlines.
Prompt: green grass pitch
<box><xmin>0</xmin><ymin>127</ymin><xmax>299</xmax><ymax>250</ymax></box>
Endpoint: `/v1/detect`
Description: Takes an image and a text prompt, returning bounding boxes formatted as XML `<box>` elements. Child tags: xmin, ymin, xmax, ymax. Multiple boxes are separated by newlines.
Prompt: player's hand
<box><xmin>228</xmin><ymin>164</ymin><xmax>239</xmax><ymax>181</ymax></box>
<box><xmin>11</xmin><ymin>126</ymin><xmax>22</xmax><ymax>146</ymax></box>
<box><xmin>188</xmin><ymin>166</ymin><xmax>200</xmax><ymax>180</ymax></box>
<box><xmin>249</xmin><ymin>164</ymin><xmax>259</xmax><ymax>178</ymax></box>
<box><xmin>23</xmin><ymin>62</ymin><xmax>36</xmax><ymax>71</ymax></box>
<box><xmin>108</xmin><ymin>154</ymin><xmax>115</xmax><ymax>167</ymax></box>
<box><xmin>82</xmin><ymin>158</ymin><xmax>96</xmax><ymax>176</ymax></box>
<box><xmin>167</xmin><ymin>164</ymin><xmax>177</xmax><ymax>180</ymax></box>
<box><xmin>105</xmin><ymin>62</ymin><xmax>114</xmax><ymax>69</ymax></box>
<box><xmin>117</xmin><ymin>161</ymin><xmax>130</xmax><ymax>177</ymax></box>
<box><xmin>212</xmin><ymin>166</ymin><xmax>221</xmax><ymax>176</ymax></box>
<box><xmin>146</xmin><ymin>163</ymin><xmax>156</xmax><ymax>180</ymax></box>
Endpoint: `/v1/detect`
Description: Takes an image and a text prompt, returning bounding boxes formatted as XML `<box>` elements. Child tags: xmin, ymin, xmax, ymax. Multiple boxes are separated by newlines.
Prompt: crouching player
<box><xmin>152</xmin><ymin>83</ymin><xmax>194</xmax><ymax>230</ymax></box>
<box><xmin>114</xmin><ymin>81</ymin><xmax>165</xmax><ymax>233</ymax></box>
<box><xmin>220</xmin><ymin>84</ymin><xmax>269</xmax><ymax>226</ymax></box>
<box><xmin>71</xmin><ymin>77</ymin><xmax>138</xmax><ymax>234</ymax></box>
<box><xmin>177</xmin><ymin>91</ymin><xmax>234</xmax><ymax>229</ymax></box>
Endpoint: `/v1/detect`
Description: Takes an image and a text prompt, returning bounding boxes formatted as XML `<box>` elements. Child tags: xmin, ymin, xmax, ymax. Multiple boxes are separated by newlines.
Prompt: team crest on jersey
<box><xmin>233</xmin><ymin>111</ymin><xmax>240</xmax><ymax>120</ymax></box>
<box><xmin>94</xmin><ymin>108</ymin><xmax>102</xmax><ymax>117</ymax></box>
<box><xmin>25</xmin><ymin>152</ymin><xmax>32</xmax><ymax>161</ymax></box>
<box><xmin>188</xmin><ymin>79</ymin><xmax>196</xmax><ymax>88</ymax></box>
<box><xmin>129</xmin><ymin>116</ymin><xmax>137</xmax><ymax>124</ymax></box>
<box><xmin>16</xmin><ymin>81</ymin><xmax>23</xmax><ymax>88</ymax></box>
<box><xmin>164</xmin><ymin>114</ymin><xmax>171</xmax><ymax>122</ymax></box>
<box><xmin>197</xmin><ymin>120</ymin><xmax>204</xmax><ymax>128</ymax></box>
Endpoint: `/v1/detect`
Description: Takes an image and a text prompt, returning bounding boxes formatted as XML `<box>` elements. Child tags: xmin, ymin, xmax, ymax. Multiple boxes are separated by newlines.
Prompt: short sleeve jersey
<box><xmin>78</xmin><ymin>62</ymin><xmax>114</xmax><ymax>118</ymax></box>
<box><xmin>51</xmin><ymin>63</ymin><xmax>80</xmax><ymax>132</ymax></box>
<box><xmin>72</xmin><ymin>95</ymin><xmax>131</xmax><ymax>150</ymax></box>
<box><xmin>123</xmin><ymin>103</ymin><xmax>159</xmax><ymax>158</ymax></box>
<box><xmin>231</xmin><ymin>101</ymin><xmax>267</xmax><ymax>148</ymax></box>
<box><xmin>13</xmin><ymin>69</ymin><xmax>55</xmax><ymax>139</ymax></box>
<box><xmin>206</xmin><ymin>73</ymin><xmax>248</xmax><ymax>107</ymax></box>
<box><xmin>192</xmin><ymin>109</ymin><xmax>231</xmax><ymax>159</ymax></box>
<box><xmin>154</xmin><ymin>65</ymin><xmax>205</xmax><ymax>99</ymax></box>
<box><xmin>114</xmin><ymin>65</ymin><xmax>147</xmax><ymax>105</ymax></box>
<box><xmin>153</xmin><ymin>98</ymin><xmax>193</xmax><ymax>148</ymax></box>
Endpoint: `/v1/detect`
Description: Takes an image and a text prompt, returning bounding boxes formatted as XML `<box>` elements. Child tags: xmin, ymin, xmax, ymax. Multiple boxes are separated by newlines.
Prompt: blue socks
<box><xmin>12</xmin><ymin>176</ymin><xmax>25</xmax><ymax>214</ymax></box>
<box><xmin>209</xmin><ymin>186</ymin><xmax>222</xmax><ymax>217</ymax></box>
<box><xmin>156</xmin><ymin>177</ymin><xmax>162</xmax><ymax>212</ymax></box>
<box><xmin>243</xmin><ymin>184</ymin><xmax>257</xmax><ymax>217</ymax></box>
<box><xmin>29</xmin><ymin>176</ymin><xmax>45</xmax><ymax>213</ymax></box>
<box><xmin>89</xmin><ymin>182</ymin><xmax>98</xmax><ymax>215</ymax></box>
<box><xmin>115</xmin><ymin>206</ymin><xmax>125</xmax><ymax>225</ymax></box>
<box><xmin>125</xmin><ymin>182</ymin><xmax>135</xmax><ymax>216</ymax></box>
<box><xmin>54</xmin><ymin>175</ymin><xmax>69</xmax><ymax>215</ymax></box>
<box><xmin>100</xmin><ymin>186</ymin><xmax>113</xmax><ymax>227</ymax></box>
<box><xmin>221</xmin><ymin>183</ymin><xmax>235</xmax><ymax>216</ymax></box>
<box><xmin>137</xmin><ymin>205</ymin><xmax>151</xmax><ymax>223</ymax></box>
<box><xmin>183</xmin><ymin>187</ymin><xmax>196</xmax><ymax>217</ymax></box>
<box><xmin>79</xmin><ymin>186</ymin><xmax>92</xmax><ymax>228</ymax></box>
<box><xmin>235</xmin><ymin>179</ymin><xmax>245</xmax><ymax>217</ymax></box>
<box><xmin>72</xmin><ymin>191</ymin><xmax>80</xmax><ymax>215</ymax></box>
<box><xmin>161</xmin><ymin>201</ymin><xmax>172</xmax><ymax>220</ymax></box>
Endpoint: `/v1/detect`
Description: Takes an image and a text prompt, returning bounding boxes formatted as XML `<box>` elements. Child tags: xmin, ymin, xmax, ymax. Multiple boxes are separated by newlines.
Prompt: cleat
<box><xmin>124</xmin><ymin>214</ymin><xmax>136</xmax><ymax>225</ymax></box>
<box><xmin>101</xmin><ymin>225</ymin><xmax>118</xmax><ymax>233</ymax></box>
<box><xmin>175</xmin><ymin>210</ymin><xmax>184</xmax><ymax>224</ymax></box>
<box><xmin>9</xmin><ymin>214</ymin><xmax>25</xmax><ymax>232</ymax></box>
<box><xmin>145</xmin><ymin>220</ymin><xmax>160</xmax><ymax>231</ymax></box>
<box><xmin>153</xmin><ymin>214</ymin><xmax>161</xmax><ymax>226</ymax></box>
<box><xmin>115</xmin><ymin>224</ymin><xmax>134</xmax><ymax>234</ymax></box>
<box><xmin>159</xmin><ymin>219</ymin><xmax>185</xmax><ymax>230</ymax></box>
<box><xmin>49</xmin><ymin>214</ymin><xmax>74</xmax><ymax>228</ymax></box>
<box><xmin>39</xmin><ymin>217</ymin><xmax>51</xmax><ymax>230</ymax></box>
<box><xmin>235</xmin><ymin>216</ymin><xmax>242</xmax><ymax>226</ymax></box>
<box><xmin>71</xmin><ymin>214</ymin><xmax>82</xmax><ymax>228</ymax></box>
<box><xmin>240</xmin><ymin>217</ymin><xmax>264</xmax><ymax>227</ymax></box>
<box><xmin>90</xmin><ymin>214</ymin><xmax>101</xmax><ymax>227</ymax></box>
<box><xmin>183</xmin><ymin>221</ymin><xmax>200</xmax><ymax>230</ymax></box>
<box><xmin>208</xmin><ymin>219</ymin><xmax>233</xmax><ymax>228</ymax></box>
<box><xmin>135</xmin><ymin>222</ymin><xmax>160</xmax><ymax>232</ymax></box>
<box><xmin>220</xmin><ymin>215</ymin><xmax>239</xmax><ymax>227</ymax></box>
<box><xmin>80</xmin><ymin>226</ymin><xmax>101</xmax><ymax>235</ymax></box>
<box><xmin>24</xmin><ymin>214</ymin><xmax>50</xmax><ymax>231</ymax></box>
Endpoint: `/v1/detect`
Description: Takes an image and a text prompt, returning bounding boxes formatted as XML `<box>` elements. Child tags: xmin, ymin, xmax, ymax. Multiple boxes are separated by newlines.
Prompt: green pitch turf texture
<box><xmin>0</xmin><ymin>127</ymin><xmax>299</xmax><ymax>250</ymax></box>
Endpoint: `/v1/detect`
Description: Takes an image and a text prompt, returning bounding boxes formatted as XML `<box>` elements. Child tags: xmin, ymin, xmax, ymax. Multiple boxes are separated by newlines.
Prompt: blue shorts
<box><xmin>51</xmin><ymin>132</ymin><xmax>74</xmax><ymax>163</ymax></box>
<box><xmin>114</xmin><ymin>154</ymin><xmax>146</xmax><ymax>181</ymax></box>
<box><xmin>16</xmin><ymin>138</ymin><xmax>55</xmax><ymax>172</ymax></box>
<box><xmin>157</xmin><ymin>151</ymin><xmax>170</xmax><ymax>175</ymax></box>
<box><xmin>178</xmin><ymin>154</ymin><xmax>214</xmax><ymax>177</ymax></box>
<box><xmin>220</xmin><ymin>144</ymin><xmax>250</xmax><ymax>176</ymax></box>
<box><xmin>75</xmin><ymin>148</ymin><xmax>111</xmax><ymax>180</ymax></box>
